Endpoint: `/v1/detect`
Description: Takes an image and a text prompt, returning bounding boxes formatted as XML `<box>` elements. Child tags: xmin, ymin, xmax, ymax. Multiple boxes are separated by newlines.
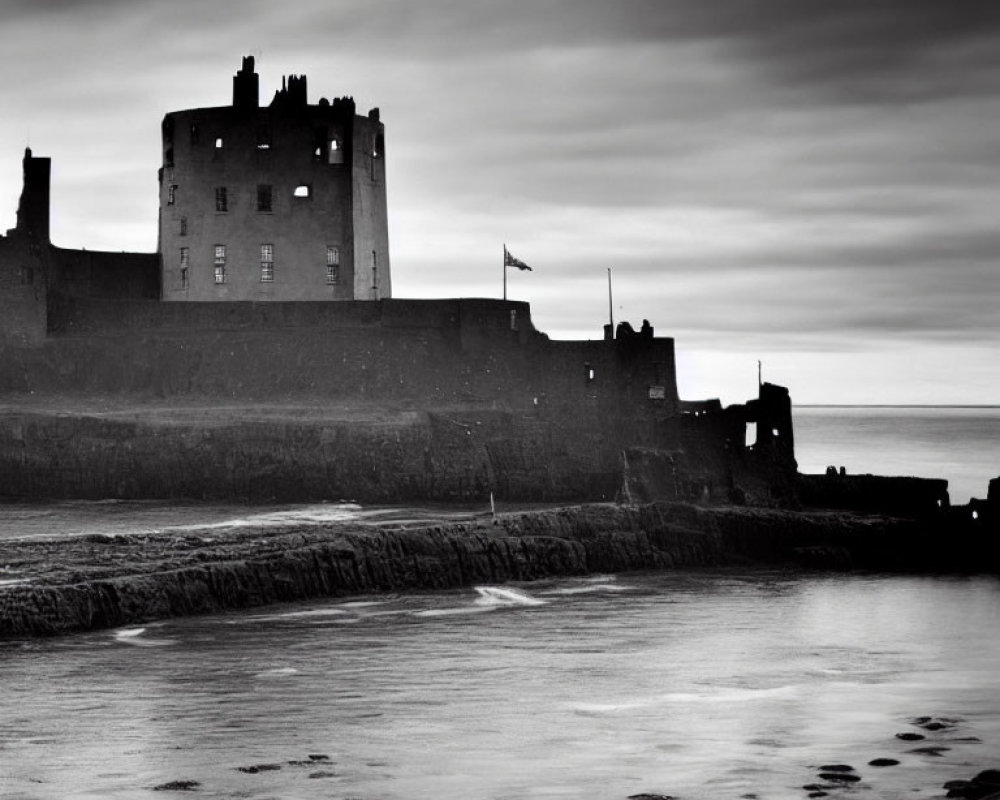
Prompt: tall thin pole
<box><xmin>607</xmin><ymin>267</ymin><xmax>614</xmax><ymax>332</ymax></box>
<box><xmin>503</xmin><ymin>245</ymin><xmax>507</xmax><ymax>301</ymax></box>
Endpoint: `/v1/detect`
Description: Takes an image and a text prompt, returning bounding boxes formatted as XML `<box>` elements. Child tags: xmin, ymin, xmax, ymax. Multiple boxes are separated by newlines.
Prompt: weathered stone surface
<box><xmin>1</xmin><ymin>500</ymin><xmax>997</xmax><ymax>638</ymax></box>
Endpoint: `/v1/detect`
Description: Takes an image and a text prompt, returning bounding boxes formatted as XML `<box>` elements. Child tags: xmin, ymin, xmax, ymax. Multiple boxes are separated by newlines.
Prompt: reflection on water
<box><xmin>2</xmin><ymin>571</ymin><xmax>999</xmax><ymax>799</ymax></box>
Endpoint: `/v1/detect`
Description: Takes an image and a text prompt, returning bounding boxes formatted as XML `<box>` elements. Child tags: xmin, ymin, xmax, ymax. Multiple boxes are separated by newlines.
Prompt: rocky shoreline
<box><xmin>1</xmin><ymin>500</ymin><xmax>996</xmax><ymax>638</ymax></box>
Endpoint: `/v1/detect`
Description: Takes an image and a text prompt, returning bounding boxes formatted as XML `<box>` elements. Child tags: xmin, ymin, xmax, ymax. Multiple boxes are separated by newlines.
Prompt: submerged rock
<box><xmin>152</xmin><ymin>780</ymin><xmax>200</xmax><ymax>791</ymax></box>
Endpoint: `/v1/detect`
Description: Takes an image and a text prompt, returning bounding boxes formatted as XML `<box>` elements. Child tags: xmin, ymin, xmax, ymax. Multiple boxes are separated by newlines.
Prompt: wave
<box><xmin>473</xmin><ymin>586</ymin><xmax>546</xmax><ymax>607</ymax></box>
<box><xmin>112</xmin><ymin>627</ymin><xmax>177</xmax><ymax>647</ymax></box>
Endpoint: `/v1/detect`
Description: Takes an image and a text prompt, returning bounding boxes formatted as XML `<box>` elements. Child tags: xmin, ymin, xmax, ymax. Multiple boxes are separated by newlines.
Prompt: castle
<box><xmin>0</xmin><ymin>58</ymin><xmax>797</xmax><ymax>505</ymax></box>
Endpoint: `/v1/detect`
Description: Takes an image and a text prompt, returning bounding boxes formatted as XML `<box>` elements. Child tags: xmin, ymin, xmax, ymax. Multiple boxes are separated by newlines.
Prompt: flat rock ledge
<box><xmin>0</xmin><ymin>501</ymin><xmax>992</xmax><ymax>637</ymax></box>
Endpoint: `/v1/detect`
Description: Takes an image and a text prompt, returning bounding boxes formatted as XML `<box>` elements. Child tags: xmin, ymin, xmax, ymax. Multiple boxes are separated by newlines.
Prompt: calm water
<box><xmin>1</xmin><ymin>573</ymin><xmax>999</xmax><ymax>799</ymax></box>
<box><xmin>1</xmin><ymin>407</ymin><xmax>999</xmax><ymax>799</ymax></box>
<box><xmin>794</xmin><ymin>406</ymin><xmax>1000</xmax><ymax>504</ymax></box>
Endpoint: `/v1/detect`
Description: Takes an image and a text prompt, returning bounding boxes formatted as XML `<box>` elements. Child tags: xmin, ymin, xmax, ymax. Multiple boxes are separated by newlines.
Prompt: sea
<box><xmin>0</xmin><ymin>406</ymin><xmax>998</xmax><ymax>800</ymax></box>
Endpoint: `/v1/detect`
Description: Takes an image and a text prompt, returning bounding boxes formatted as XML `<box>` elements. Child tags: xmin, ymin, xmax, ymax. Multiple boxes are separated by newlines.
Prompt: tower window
<box><xmin>180</xmin><ymin>217</ymin><xmax>187</xmax><ymax>236</ymax></box>
<box><xmin>215</xmin><ymin>137</ymin><xmax>224</xmax><ymax>149</ymax></box>
<box><xmin>167</xmin><ymin>185</ymin><xmax>177</xmax><ymax>205</ymax></box>
<box><xmin>328</xmin><ymin>137</ymin><xmax>344</xmax><ymax>164</ymax></box>
<box><xmin>256</xmin><ymin>126</ymin><xmax>271</xmax><ymax>150</ymax></box>
<box><xmin>214</xmin><ymin>244</ymin><xmax>226</xmax><ymax>284</ymax></box>
<box><xmin>293</xmin><ymin>184</ymin><xmax>311</xmax><ymax>198</ymax></box>
<box><xmin>260</xmin><ymin>243</ymin><xmax>274</xmax><ymax>283</ymax></box>
<box><xmin>257</xmin><ymin>184</ymin><xmax>272</xmax><ymax>213</ymax></box>
<box><xmin>326</xmin><ymin>246</ymin><xmax>340</xmax><ymax>284</ymax></box>
<box><xmin>180</xmin><ymin>267</ymin><xmax>188</xmax><ymax>290</ymax></box>
<box><xmin>179</xmin><ymin>247</ymin><xmax>189</xmax><ymax>267</ymax></box>
<box><xmin>165</xmin><ymin>147</ymin><xmax>174</xmax><ymax>167</ymax></box>
<box><xmin>215</xmin><ymin>186</ymin><xmax>228</xmax><ymax>212</ymax></box>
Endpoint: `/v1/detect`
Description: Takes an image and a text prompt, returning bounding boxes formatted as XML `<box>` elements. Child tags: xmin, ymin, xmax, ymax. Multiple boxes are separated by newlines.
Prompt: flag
<box><xmin>504</xmin><ymin>245</ymin><xmax>532</xmax><ymax>271</ymax></box>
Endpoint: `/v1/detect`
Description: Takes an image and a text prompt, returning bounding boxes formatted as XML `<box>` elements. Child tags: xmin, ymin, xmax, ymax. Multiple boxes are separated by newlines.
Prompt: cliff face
<box><xmin>4</xmin><ymin>501</ymin><xmax>992</xmax><ymax>638</ymax></box>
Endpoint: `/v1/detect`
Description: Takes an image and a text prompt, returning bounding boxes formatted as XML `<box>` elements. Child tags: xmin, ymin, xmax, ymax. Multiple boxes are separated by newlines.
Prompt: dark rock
<box><xmin>922</xmin><ymin>721</ymin><xmax>951</xmax><ymax>731</ymax></box>
<box><xmin>911</xmin><ymin>716</ymin><xmax>933</xmax><ymax>725</ymax></box>
<box><xmin>808</xmin><ymin>793</ymin><xmax>828</xmax><ymax>799</ymax></box>
<box><xmin>308</xmin><ymin>771</ymin><xmax>336</xmax><ymax>779</ymax></box>
<box><xmin>819</xmin><ymin>764</ymin><xmax>855</xmax><ymax>772</ymax></box>
<box><xmin>869</xmin><ymin>758</ymin><xmax>899</xmax><ymax>767</ymax></box>
<box><xmin>972</xmin><ymin>771</ymin><xmax>1000</xmax><ymax>786</ymax></box>
<box><xmin>308</xmin><ymin>753</ymin><xmax>330</xmax><ymax>761</ymax></box>
<box><xmin>152</xmin><ymin>780</ymin><xmax>200</xmax><ymax>791</ymax></box>
<box><xmin>909</xmin><ymin>746</ymin><xmax>949</xmax><ymax>756</ymax></box>
<box><xmin>896</xmin><ymin>732</ymin><xmax>925</xmax><ymax>741</ymax></box>
<box><xmin>951</xmin><ymin>737</ymin><xmax>982</xmax><ymax>742</ymax></box>
<box><xmin>627</xmin><ymin>795</ymin><xmax>675</xmax><ymax>800</ymax></box>
<box><xmin>235</xmin><ymin>763</ymin><xmax>282</xmax><ymax>774</ymax></box>
<box><xmin>803</xmin><ymin>785</ymin><xmax>832</xmax><ymax>791</ymax></box>
<box><xmin>943</xmin><ymin>769</ymin><xmax>1000</xmax><ymax>799</ymax></box>
<box><xmin>818</xmin><ymin>773</ymin><xmax>861</xmax><ymax>783</ymax></box>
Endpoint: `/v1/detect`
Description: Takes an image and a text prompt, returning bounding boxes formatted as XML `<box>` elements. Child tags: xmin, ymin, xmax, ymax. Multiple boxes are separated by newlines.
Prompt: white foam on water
<box><xmin>541</xmin><ymin>584</ymin><xmax>632</xmax><ymax>596</ymax></box>
<box><xmin>157</xmin><ymin>503</ymin><xmax>365</xmax><ymax>534</ymax></box>
<box><xmin>252</xmin><ymin>608</ymin><xmax>350</xmax><ymax>621</ymax></box>
<box><xmin>413</xmin><ymin>606</ymin><xmax>494</xmax><ymax>618</ymax></box>
<box><xmin>255</xmin><ymin>667</ymin><xmax>300</xmax><ymax>678</ymax></box>
<box><xmin>110</xmin><ymin>627</ymin><xmax>177</xmax><ymax>647</ymax></box>
<box><xmin>473</xmin><ymin>586</ymin><xmax>546</xmax><ymax>607</ymax></box>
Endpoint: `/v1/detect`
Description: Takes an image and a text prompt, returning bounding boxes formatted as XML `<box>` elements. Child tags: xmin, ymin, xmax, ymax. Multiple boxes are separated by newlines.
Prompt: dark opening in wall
<box><xmin>257</xmin><ymin>184</ymin><xmax>272</xmax><ymax>212</ymax></box>
<box><xmin>167</xmin><ymin>185</ymin><xmax>177</xmax><ymax>205</ymax></box>
<box><xmin>190</xmin><ymin>123</ymin><xmax>200</xmax><ymax>145</ymax></box>
<box><xmin>215</xmin><ymin>187</ymin><xmax>228</xmax><ymax>212</ymax></box>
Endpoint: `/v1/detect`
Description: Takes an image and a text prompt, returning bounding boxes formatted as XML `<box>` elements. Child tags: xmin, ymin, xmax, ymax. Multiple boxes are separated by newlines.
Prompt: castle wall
<box><xmin>48</xmin><ymin>247</ymin><xmax>160</xmax><ymax>301</ymax></box>
<box><xmin>17</xmin><ymin>296</ymin><xmax>678</xmax><ymax>421</ymax></box>
<box><xmin>351</xmin><ymin>111</ymin><xmax>390</xmax><ymax>300</ymax></box>
<box><xmin>0</xmin><ymin>234</ymin><xmax>47</xmax><ymax>346</ymax></box>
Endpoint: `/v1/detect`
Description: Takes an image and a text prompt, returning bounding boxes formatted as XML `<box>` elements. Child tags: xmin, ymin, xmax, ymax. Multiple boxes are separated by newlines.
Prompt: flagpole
<box><xmin>503</xmin><ymin>244</ymin><xmax>507</xmax><ymax>301</ymax></box>
<box><xmin>607</xmin><ymin>267</ymin><xmax>614</xmax><ymax>333</ymax></box>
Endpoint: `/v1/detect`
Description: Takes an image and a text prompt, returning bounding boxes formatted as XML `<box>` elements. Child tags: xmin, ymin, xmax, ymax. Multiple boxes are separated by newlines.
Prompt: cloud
<box><xmin>0</xmin><ymin>0</ymin><xmax>997</xmax><ymax>404</ymax></box>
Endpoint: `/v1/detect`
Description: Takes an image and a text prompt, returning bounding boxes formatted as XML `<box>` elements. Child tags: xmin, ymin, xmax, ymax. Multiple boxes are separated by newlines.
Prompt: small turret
<box><xmin>232</xmin><ymin>55</ymin><xmax>259</xmax><ymax>110</ymax></box>
<box><xmin>16</xmin><ymin>147</ymin><xmax>51</xmax><ymax>244</ymax></box>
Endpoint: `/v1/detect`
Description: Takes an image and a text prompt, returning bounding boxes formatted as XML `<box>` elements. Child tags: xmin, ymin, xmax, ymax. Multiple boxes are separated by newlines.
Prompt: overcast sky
<box><xmin>1</xmin><ymin>0</ymin><xmax>997</xmax><ymax>405</ymax></box>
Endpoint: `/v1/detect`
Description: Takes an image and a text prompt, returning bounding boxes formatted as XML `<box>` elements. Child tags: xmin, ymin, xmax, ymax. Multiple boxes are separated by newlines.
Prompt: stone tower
<box><xmin>158</xmin><ymin>56</ymin><xmax>390</xmax><ymax>301</ymax></box>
